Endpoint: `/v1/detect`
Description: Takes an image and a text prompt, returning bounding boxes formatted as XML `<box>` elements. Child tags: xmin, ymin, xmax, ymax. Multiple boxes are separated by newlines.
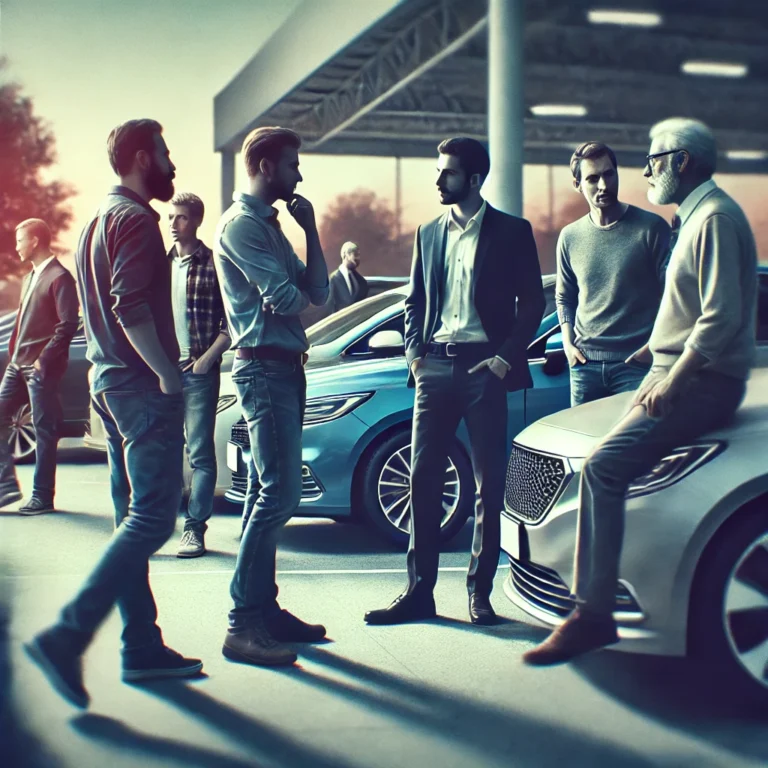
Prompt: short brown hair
<box><xmin>241</xmin><ymin>127</ymin><xmax>301</xmax><ymax>178</ymax></box>
<box><xmin>107</xmin><ymin>119</ymin><xmax>163</xmax><ymax>176</ymax></box>
<box><xmin>170</xmin><ymin>192</ymin><xmax>204</xmax><ymax>222</ymax></box>
<box><xmin>570</xmin><ymin>142</ymin><xmax>618</xmax><ymax>183</ymax></box>
<box><xmin>15</xmin><ymin>218</ymin><xmax>51</xmax><ymax>250</ymax></box>
<box><xmin>437</xmin><ymin>137</ymin><xmax>490</xmax><ymax>181</ymax></box>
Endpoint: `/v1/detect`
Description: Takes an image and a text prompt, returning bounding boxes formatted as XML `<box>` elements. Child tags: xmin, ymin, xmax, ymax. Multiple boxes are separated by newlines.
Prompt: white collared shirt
<box><xmin>676</xmin><ymin>178</ymin><xmax>718</xmax><ymax>229</ymax></box>
<box><xmin>433</xmin><ymin>201</ymin><xmax>489</xmax><ymax>343</ymax></box>
<box><xmin>19</xmin><ymin>255</ymin><xmax>56</xmax><ymax>321</ymax></box>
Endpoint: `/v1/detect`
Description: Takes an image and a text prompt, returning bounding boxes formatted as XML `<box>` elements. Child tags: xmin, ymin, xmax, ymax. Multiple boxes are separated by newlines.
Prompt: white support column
<box><xmin>485</xmin><ymin>0</ymin><xmax>525</xmax><ymax>216</ymax></box>
<box><xmin>220</xmin><ymin>150</ymin><xmax>236</xmax><ymax>215</ymax></box>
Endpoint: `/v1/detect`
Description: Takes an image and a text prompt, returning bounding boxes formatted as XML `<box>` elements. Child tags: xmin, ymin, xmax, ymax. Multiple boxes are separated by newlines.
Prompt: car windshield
<box><xmin>307</xmin><ymin>291</ymin><xmax>405</xmax><ymax>347</ymax></box>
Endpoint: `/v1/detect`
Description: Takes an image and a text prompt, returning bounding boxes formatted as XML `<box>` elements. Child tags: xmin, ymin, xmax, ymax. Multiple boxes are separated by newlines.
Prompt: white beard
<box><xmin>647</xmin><ymin>165</ymin><xmax>680</xmax><ymax>206</ymax></box>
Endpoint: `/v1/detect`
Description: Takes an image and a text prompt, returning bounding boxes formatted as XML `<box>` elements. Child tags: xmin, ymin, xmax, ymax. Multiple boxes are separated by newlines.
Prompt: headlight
<box><xmin>626</xmin><ymin>441</ymin><xmax>725</xmax><ymax>498</ymax></box>
<box><xmin>217</xmin><ymin>395</ymin><xmax>238</xmax><ymax>414</ymax></box>
<box><xmin>304</xmin><ymin>392</ymin><xmax>373</xmax><ymax>425</ymax></box>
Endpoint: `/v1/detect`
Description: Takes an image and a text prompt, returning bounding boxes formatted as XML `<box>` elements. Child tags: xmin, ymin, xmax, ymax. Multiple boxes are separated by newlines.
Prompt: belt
<box><xmin>236</xmin><ymin>346</ymin><xmax>302</xmax><ymax>363</ymax></box>
<box><xmin>427</xmin><ymin>341</ymin><xmax>494</xmax><ymax>358</ymax></box>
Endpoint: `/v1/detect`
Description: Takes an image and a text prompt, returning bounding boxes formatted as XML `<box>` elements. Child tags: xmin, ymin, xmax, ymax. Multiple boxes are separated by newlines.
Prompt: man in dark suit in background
<box><xmin>0</xmin><ymin>219</ymin><xmax>79</xmax><ymax>515</ymax></box>
<box><xmin>365</xmin><ymin>137</ymin><xmax>545</xmax><ymax>627</ymax></box>
<box><xmin>326</xmin><ymin>241</ymin><xmax>368</xmax><ymax>314</ymax></box>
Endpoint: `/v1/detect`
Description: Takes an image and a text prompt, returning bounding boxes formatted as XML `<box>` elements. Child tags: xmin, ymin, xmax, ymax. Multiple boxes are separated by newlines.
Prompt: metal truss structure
<box><xmin>219</xmin><ymin>0</ymin><xmax>768</xmax><ymax>171</ymax></box>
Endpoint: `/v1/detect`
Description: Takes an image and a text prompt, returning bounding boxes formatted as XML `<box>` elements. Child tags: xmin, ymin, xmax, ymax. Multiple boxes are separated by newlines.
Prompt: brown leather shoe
<box><xmin>222</xmin><ymin>622</ymin><xmax>297</xmax><ymax>667</ymax></box>
<box><xmin>522</xmin><ymin>609</ymin><xmax>618</xmax><ymax>666</ymax></box>
<box><xmin>469</xmin><ymin>594</ymin><xmax>498</xmax><ymax>625</ymax></box>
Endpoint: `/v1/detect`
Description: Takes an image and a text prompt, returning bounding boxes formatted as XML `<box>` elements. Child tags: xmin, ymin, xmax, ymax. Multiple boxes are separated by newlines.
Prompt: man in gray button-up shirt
<box><xmin>214</xmin><ymin>126</ymin><xmax>329</xmax><ymax>668</ymax></box>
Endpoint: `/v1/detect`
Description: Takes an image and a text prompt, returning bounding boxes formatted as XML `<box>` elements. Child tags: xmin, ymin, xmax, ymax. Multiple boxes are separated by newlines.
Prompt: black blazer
<box><xmin>8</xmin><ymin>258</ymin><xmax>80</xmax><ymax>376</ymax></box>
<box><xmin>404</xmin><ymin>204</ymin><xmax>545</xmax><ymax>392</ymax></box>
<box><xmin>326</xmin><ymin>268</ymin><xmax>369</xmax><ymax>313</ymax></box>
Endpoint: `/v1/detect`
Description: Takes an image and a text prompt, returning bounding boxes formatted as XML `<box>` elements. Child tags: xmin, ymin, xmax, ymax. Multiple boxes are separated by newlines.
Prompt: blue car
<box><xmin>224</xmin><ymin>278</ymin><xmax>571</xmax><ymax>545</ymax></box>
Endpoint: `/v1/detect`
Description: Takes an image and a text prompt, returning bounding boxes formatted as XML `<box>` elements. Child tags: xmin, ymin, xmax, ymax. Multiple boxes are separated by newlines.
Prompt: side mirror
<box><xmin>368</xmin><ymin>329</ymin><xmax>405</xmax><ymax>354</ymax></box>
<box><xmin>543</xmin><ymin>332</ymin><xmax>567</xmax><ymax>376</ymax></box>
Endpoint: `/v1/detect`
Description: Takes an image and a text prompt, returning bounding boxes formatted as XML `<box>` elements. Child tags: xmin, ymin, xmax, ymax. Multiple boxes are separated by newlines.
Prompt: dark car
<box><xmin>0</xmin><ymin>311</ymin><xmax>90</xmax><ymax>460</ymax></box>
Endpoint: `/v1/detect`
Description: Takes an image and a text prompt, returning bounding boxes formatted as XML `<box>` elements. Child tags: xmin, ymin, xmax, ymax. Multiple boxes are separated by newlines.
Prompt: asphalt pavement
<box><xmin>1</xmin><ymin>448</ymin><xmax>767</xmax><ymax>768</ymax></box>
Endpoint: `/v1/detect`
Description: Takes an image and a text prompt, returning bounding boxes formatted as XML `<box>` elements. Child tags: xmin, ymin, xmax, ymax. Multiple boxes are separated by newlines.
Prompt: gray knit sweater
<box><xmin>556</xmin><ymin>204</ymin><xmax>671</xmax><ymax>361</ymax></box>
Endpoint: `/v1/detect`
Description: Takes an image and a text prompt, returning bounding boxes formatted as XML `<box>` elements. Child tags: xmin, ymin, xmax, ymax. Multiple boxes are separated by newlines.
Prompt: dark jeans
<box><xmin>573</xmin><ymin>368</ymin><xmax>746</xmax><ymax>615</ymax></box>
<box><xmin>181</xmin><ymin>367</ymin><xmax>220</xmax><ymax>534</ymax></box>
<box><xmin>52</xmin><ymin>389</ymin><xmax>184</xmax><ymax>653</ymax></box>
<box><xmin>0</xmin><ymin>363</ymin><xmax>61</xmax><ymax>503</ymax></box>
<box><xmin>570</xmin><ymin>360</ymin><xmax>648</xmax><ymax>407</ymax></box>
<box><xmin>407</xmin><ymin>354</ymin><xmax>508</xmax><ymax>598</ymax></box>
<box><xmin>229</xmin><ymin>357</ymin><xmax>305</xmax><ymax>629</ymax></box>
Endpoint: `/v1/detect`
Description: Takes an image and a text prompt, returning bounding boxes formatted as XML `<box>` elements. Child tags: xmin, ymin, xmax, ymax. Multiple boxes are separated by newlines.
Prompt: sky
<box><xmin>1</xmin><ymin>0</ymin><xmax>767</xmax><ymax>272</ymax></box>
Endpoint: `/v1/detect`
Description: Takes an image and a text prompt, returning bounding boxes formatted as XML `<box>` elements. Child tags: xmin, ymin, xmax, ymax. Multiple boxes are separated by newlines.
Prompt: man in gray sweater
<box><xmin>525</xmin><ymin>118</ymin><xmax>757</xmax><ymax>666</ymax></box>
<box><xmin>556</xmin><ymin>142</ymin><xmax>671</xmax><ymax>406</ymax></box>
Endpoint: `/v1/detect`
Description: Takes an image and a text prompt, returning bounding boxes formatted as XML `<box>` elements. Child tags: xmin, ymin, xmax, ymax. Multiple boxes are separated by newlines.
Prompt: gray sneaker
<box><xmin>177</xmin><ymin>529</ymin><xmax>205</xmax><ymax>558</ymax></box>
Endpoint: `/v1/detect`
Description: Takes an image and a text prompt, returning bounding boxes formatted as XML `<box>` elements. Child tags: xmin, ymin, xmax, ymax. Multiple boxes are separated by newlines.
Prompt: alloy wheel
<box><xmin>723</xmin><ymin>531</ymin><xmax>768</xmax><ymax>691</ymax></box>
<box><xmin>9</xmin><ymin>403</ymin><xmax>36</xmax><ymax>460</ymax></box>
<box><xmin>377</xmin><ymin>444</ymin><xmax>461</xmax><ymax>535</ymax></box>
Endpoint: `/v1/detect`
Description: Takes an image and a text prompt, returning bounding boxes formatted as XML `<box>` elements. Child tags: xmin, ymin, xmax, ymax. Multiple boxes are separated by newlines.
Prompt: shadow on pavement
<box><xmin>142</xmin><ymin>680</ymin><xmax>364</xmax><ymax>768</ymax></box>
<box><xmin>285</xmin><ymin>645</ymin><xmax>658</xmax><ymax>767</ymax></box>
<box><xmin>0</xmin><ymin>578</ymin><xmax>62</xmax><ymax>768</ymax></box>
<box><xmin>71</xmin><ymin>713</ymin><xmax>261</xmax><ymax>768</ymax></box>
<box><xmin>574</xmin><ymin>651</ymin><xmax>768</xmax><ymax>762</ymax></box>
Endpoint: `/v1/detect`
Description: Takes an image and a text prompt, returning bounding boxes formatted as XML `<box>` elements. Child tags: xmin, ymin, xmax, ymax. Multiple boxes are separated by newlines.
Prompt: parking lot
<box><xmin>2</xmin><ymin>448</ymin><xmax>767</xmax><ymax>768</ymax></box>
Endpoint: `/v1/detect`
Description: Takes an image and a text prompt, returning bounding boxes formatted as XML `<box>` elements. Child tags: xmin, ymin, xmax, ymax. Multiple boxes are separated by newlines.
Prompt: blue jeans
<box><xmin>229</xmin><ymin>357</ymin><xmax>305</xmax><ymax>629</ymax></box>
<box><xmin>53</xmin><ymin>389</ymin><xmax>184</xmax><ymax>653</ymax></box>
<box><xmin>573</xmin><ymin>368</ymin><xmax>746</xmax><ymax>615</ymax></box>
<box><xmin>569</xmin><ymin>360</ymin><xmax>648</xmax><ymax>407</ymax></box>
<box><xmin>181</xmin><ymin>367</ymin><xmax>220</xmax><ymax>534</ymax></box>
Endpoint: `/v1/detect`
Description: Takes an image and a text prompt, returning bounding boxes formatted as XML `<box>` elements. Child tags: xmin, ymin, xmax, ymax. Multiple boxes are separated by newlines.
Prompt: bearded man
<box><xmin>524</xmin><ymin>118</ymin><xmax>758</xmax><ymax>666</ymax></box>
<box><xmin>364</xmin><ymin>136</ymin><xmax>545</xmax><ymax>627</ymax></box>
<box><xmin>25</xmin><ymin>120</ymin><xmax>203</xmax><ymax>709</ymax></box>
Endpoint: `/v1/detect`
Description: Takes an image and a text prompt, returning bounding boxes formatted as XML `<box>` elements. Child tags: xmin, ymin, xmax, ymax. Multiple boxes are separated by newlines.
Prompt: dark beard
<box><xmin>146</xmin><ymin>161</ymin><xmax>175</xmax><ymax>202</ymax></box>
<box><xmin>439</xmin><ymin>177</ymin><xmax>472</xmax><ymax>206</ymax></box>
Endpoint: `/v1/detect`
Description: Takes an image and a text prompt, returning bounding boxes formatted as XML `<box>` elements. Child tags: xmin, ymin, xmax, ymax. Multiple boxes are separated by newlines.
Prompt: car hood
<box><xmin>516</xmin><ymin>366</ymin><xmax>768</xmax><ymax>459</ymax></box>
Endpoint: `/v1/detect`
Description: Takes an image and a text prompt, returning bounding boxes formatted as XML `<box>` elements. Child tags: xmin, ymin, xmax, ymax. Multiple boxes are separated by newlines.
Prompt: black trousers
<box><xmin>0</xmin><ymin>363</ymin><xmax>61</xmax><ymax>503</ymax></box>
<box><xmin>406</xmin><ymin>353</ymin><xmax>508</xmax><ymax>598</ymax></box>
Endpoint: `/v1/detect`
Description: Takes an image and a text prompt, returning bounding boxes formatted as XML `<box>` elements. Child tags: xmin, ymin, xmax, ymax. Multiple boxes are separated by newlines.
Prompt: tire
<box><xmin>356</xmin><ymin>427</ymin><xmax>473</xmax><ymax>547</ymax></box>
<box><xmin>10</xmin><ymin>403</ymin><xmax>36</xmax><ymax>464</ymax></box>
<box><xmin>689</xmin><ymin>507</ymin><xmax>768</xmax><ymax>706</ymax></box>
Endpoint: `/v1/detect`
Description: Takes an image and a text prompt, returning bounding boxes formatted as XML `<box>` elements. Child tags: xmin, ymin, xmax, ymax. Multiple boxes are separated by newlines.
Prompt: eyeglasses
<box><xmin>645</xmin><ymin>149</ymin><xmax>685</xmax><ymax>167</ymax></box>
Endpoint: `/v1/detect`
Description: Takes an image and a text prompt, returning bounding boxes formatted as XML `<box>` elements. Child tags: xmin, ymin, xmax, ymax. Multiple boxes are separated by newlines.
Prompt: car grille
<box><xmin>229</xmin><ymin>419</ymin><xmax>322</xmax><ymax>501</ymax></box>
<box><xmin>504</xmin><ymin>444</ymin><xmax>568</xmax><ymax>523</ymax></box>
<box><xmin>508</xmin><ymin>556</ymin><xmax>641</xmax><ymax>619</ymax></box>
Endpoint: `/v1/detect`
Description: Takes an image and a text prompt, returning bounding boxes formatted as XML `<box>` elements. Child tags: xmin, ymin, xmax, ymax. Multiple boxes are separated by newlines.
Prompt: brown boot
<box><xmin>222</xmin><ymin>621</ymin><xmax>297</xmax><ymax>667</ymax></box>
<box><xmin>522</xmin><ymin>609</ymin><xmax>618</xmax><ymax>666</ymax></box>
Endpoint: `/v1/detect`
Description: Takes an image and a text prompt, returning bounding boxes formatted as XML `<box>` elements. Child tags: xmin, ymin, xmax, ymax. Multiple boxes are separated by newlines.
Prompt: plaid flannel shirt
<box><xmin>169</xmin><ymin>241</ymin><xmax>229</xmax><ymax>359</ymax></box>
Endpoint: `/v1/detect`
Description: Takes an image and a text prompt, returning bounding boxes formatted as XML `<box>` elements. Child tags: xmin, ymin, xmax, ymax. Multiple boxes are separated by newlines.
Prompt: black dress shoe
<box><xmin>364</xmin><ymin>591</ymin><xmax>436</xmax><ymax>625</ymax></box>
<box><xmin>469</xmin><ymin>594</ymin><xmax>498</xmax><ymax>625</ymax></box>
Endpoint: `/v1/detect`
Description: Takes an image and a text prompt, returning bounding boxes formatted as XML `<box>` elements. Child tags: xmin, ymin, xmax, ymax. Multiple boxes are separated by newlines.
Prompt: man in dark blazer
<box><xmin>365</xmin><ymin>137</ymin><xmax>545</xmax><ymax>626</ymax></box>
<box><xmin>326</xmin><ymin>241</ymin><xmax>368</xmax><ymax>314</ymax></box>
<box><xmin>0</xmin><ymin>219</ymin><xmax>79</xmax><ymax>515</ymax></box>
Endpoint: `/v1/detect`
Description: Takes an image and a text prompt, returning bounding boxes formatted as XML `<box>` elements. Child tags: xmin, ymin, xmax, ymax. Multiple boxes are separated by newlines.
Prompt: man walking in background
<box><xmin>214</xmin><ymin>126</ymin><xmax>329</xmax><ymax>668</ymax></box>
<box><xmin>24</xmin><ymin>119</ymin><xmax>202</xmax><ymax>709</ymax></box>
<box><xmin>168</xmin><ymin>192</ymin><xmax>230</xmax><ymax>559</ymax></box>
<box><xmin>326</xmin><ymin>241</ymin><xmax>368</xmax><ymax>314</ymax></box>
<box><xmin>365</xmin><ymin>137</ymin><xmax>545</xmax><ymax>627</ymax></box>
<box><xmin>0</xmin><ymin>218</ymin><xmax>79</xmax><ymax>515</ymax></box>
<box><xmin>556</xmin><ymin>142</ymin><xmax>671</xmax><ymax>406</ymax></box>
<box><xmin>525</xmin><ymin>118</ymin><xmax>758</xmax><ymax>666</ymax></box>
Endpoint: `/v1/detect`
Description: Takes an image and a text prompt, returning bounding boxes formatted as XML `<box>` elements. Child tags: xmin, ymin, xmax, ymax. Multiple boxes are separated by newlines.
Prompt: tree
<box><xmin>318</xmin><ymin>189</ymin><xmax>414</xmax><ymax>277</ymax></box>
<box><xmin>0</xmin><ymin>58</ymin><xmax>75</xmax><ymax>281</ymax></box>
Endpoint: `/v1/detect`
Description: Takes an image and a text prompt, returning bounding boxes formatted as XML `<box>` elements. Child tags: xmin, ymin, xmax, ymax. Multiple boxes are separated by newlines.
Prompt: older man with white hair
<box><xmin>524</xmin><ymin>117</ymin><xmax>758</xmax><ymax>666</ymax></box>
<box><xmin>326</xmin><ymin>241</ymin><xmax>368</xmax><ymax>314</ymax></box>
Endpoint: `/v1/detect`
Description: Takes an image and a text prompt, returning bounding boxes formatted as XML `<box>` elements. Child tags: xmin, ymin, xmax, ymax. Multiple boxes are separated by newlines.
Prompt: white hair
<box><xmin>649</xmin><ymin>117</ymin><xmax>717</xmax><ymax>178</ymax></box>
<box><xmin>340</xmin><ymin>241</ymin><xmax>359</xmax><ymax>258</ymax></box>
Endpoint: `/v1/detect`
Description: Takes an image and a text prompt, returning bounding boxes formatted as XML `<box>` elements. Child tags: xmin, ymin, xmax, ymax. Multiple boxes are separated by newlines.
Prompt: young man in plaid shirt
<box><xmin>168</xmin><ymin>192</ymin><xmax>230</xmax><ymax>557</ymax></box>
